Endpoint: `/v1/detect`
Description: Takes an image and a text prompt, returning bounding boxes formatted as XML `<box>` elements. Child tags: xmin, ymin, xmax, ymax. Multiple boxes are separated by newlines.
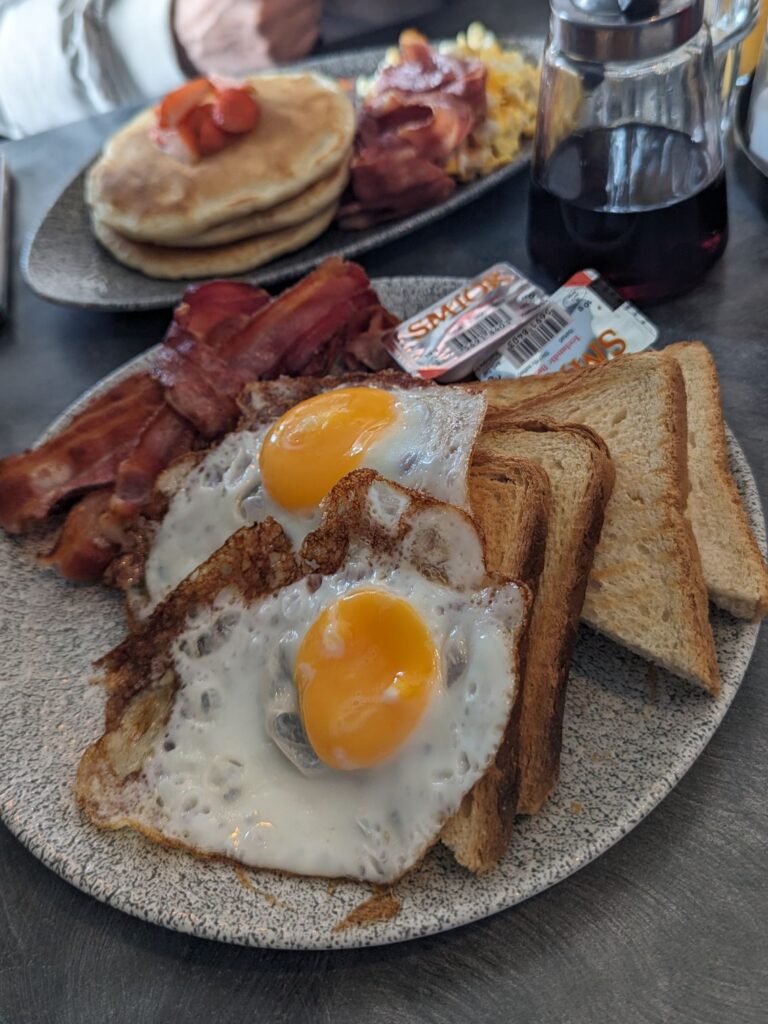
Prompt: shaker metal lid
<box><xmin>550</xmin><ymin>0</ymin><xmax>705</xmax><ymax>61</ymax></box>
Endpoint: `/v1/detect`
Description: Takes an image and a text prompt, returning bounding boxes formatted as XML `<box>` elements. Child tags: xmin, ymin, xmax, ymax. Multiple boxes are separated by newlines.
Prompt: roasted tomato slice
<box><xmin>194</xmin><ymin>105</ymin><xmax>230</xmax><ymax>155</ymax></box>
<box><xmin>212</xmin><ymin>88</ymin><xmax>261</xmax><ymax>134</ymax></box>
<box><xmin>157</xmin><ymin>77</ymin><xmax>213</xmax><ymax>129</ymax></box>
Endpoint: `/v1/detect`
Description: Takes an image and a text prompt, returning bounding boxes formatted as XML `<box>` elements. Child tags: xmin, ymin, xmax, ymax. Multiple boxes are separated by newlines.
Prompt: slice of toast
<box><xmin>665</xmin><ymin>342</ymin><xmax>768</xmax><ymax>620</ymax></box>
<box><xmin>442</xmin><ymin>420</ymin><xmax>614</xmax><ymax>872</ymax></box>
<box><xmin>481</xmin><ymin>419</ymin><xmax>613</xmax><ymax>817</ymax></box>
<box><xmin>481</xmin><ymin>354</ymin><xmax>721</xmax><ymax>695</ymax></box>
<box><xmin>441</xmin><ymin>452</ymin><xmax>550</xmax><ymax>870</ymax></box>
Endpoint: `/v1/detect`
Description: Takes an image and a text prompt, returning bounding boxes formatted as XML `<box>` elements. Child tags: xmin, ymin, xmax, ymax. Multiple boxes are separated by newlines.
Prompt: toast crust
<box><xmin>666</xmin><ymin>341</ymin><xmax>768</xmax><ymax>621</ymax></box>
<box><xmin>442</xmin><ymin>417</ymin><xmax>614</xmax><ymax>869</ymax></box>
<box><xmin>482</xmin><ymin>419</ymin><xmax>614</xmax><ymax>815</ymax></box>
<box><xmin>441</xmin><ymin>453</ymin><xmax>550</xmax><ymax>870</ymax></box>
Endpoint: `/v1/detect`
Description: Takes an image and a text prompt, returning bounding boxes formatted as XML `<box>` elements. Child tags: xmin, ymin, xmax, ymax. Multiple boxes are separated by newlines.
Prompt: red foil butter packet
<box><xmin>475</xmin><ymin>269</ymin><xmax>659</xmax><ymax>380</ymax></box>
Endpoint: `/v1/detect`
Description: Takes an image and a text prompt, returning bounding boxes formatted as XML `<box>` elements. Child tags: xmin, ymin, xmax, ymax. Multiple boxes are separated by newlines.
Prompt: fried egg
<box><xmin>132</xmin><ymin>477</ymin><xmax>524</xmax><ymax>883</ymax></box>
<box><xmin>143</xmin><ymin>384</ymin><xmax>486</xmax><ymax>613</ymax></box>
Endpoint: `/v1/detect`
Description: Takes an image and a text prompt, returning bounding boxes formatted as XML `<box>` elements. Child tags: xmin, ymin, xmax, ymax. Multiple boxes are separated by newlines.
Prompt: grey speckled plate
<box><xmin>21</xmin><ymin>38</ymin><xmax>541</xmax><ymax>311</ymax></box>
<box><xmin>0</xmin><ymin>277</ymin><xmax>765</xmax><ymax>950</ymax></box>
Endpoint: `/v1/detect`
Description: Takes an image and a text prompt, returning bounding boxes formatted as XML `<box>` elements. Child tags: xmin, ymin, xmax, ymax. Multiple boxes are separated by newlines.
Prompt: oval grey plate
<box><xmin>0</xmin><ymin>277</ymin><xmax>764</xmax><ymax>949</ymax></box>
<box><xmin>21</xmin><ymin>38</ymin><xmax>542</xmax><ymax>311</ymax></box>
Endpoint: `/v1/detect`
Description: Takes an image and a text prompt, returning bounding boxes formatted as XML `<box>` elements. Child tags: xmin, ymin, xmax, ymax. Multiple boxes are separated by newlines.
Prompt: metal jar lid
<box><xmin>550</xmin><ymin>0</ymin><xmax>705</xmax><ymax>62</ymax></box>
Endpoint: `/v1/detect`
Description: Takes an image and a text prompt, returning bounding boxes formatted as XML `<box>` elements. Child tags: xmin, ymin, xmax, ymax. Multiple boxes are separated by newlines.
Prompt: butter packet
<box><xmin>474</xmin><ymin>269</ymin><xmax>659</xmax><ymax>380</ymax></box>
<box><xmin>385</xmin><ymin>263</ymin><xmax>547</xmax><ymax>382</ymax></box>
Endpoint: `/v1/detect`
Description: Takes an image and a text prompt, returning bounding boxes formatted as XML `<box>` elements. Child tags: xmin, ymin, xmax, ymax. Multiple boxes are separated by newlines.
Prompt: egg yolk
<box><xmin>259</xmin><ymin>387</ymin><xmax>398</xmax><ymax>511</ymax></box>
<box><xmin>295</xmin><ymin>589</ymin><xmax>439</xmax><ymax>770</ymax></box>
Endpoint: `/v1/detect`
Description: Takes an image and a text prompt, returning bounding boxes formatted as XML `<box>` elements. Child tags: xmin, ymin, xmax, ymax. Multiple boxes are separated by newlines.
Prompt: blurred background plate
<box><xmin>21</xmin><ymin>37</ymin><xmax>542</xmax><ymax>312</ymax></box>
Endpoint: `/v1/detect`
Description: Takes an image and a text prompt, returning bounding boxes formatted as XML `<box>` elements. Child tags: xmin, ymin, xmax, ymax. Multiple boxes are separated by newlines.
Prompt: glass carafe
<box><xmin>528</xmin><ymin>0</ymin><xmax>728</xmax><ymax>301</ymax></box>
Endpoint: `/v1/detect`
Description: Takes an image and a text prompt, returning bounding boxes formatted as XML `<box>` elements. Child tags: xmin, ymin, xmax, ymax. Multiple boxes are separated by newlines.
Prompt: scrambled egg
<box><xmin>365</xmin><ymin>22</ymin><xmax>540</xmax><ymax>182</ymax></box>
<box><xmin>442</xmin><ymin>23</ymin><xmax>540</xmax><ymax>180</ymax></box>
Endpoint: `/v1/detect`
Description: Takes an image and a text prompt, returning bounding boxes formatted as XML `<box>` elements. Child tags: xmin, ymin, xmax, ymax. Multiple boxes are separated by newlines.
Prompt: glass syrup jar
<box><xmin>528</xmin><ymin>0</ymin><xmax>728</xmax><ymax>301</ymax></box>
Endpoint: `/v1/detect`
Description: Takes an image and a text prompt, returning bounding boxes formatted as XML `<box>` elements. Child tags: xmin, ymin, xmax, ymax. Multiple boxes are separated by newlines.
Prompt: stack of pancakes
<box><xmin>86</xmin><ymin>74</ymin><xmax>355</xmax><ymax>280</ymax></box>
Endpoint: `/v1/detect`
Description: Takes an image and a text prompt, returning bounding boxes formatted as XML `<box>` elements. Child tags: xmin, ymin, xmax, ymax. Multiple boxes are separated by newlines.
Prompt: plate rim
<box><xmin>0</xmin><ymin>275</ymin><xmax>765</xmax><ymax>950</ymax></box>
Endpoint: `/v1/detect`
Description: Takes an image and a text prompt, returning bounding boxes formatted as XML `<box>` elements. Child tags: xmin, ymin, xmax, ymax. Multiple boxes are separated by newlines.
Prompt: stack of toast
<box><xmin>442</xmin><ymin>341</ymin><xmax>767</xmax><ymax>871</ymax></box>
<box><xmin>78</xmin><ymin>341</ymin><xmax>768</xmax><ymax>881</ymax></box>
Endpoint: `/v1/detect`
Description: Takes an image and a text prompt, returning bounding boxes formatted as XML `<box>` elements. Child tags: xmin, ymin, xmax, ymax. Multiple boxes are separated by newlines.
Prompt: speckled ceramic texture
<box><xmin>0</xmin><ymin>278</ymin><xmax>764</xmax><ymax>950</ymax></box>
<box><xmin>20</xmin><ymin>38</ymin><xmax>541</xmax><ymax>311</ymax></box>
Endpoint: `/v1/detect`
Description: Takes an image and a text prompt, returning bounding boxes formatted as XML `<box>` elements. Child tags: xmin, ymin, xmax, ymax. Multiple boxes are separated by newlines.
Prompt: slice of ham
<box><xmin>0</xmin><ymin>373</ymin><xmax>164</xmax><ymax>534</ymax></box>
<box><xmin>340</xmin><ymin>30</ymin><xmax>486</xmax><ymax>229</ymax></box>
<box><xmin>39</xmin><ymin>490</ymin><xmax>122</xmax><ymax>582</ymax></box>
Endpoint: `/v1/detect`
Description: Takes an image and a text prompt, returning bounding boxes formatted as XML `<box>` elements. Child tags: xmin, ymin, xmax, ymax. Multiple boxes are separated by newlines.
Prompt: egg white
<box><xmin>140</xmin><ymin>546</ymin><xmax>522</xmax><ymax>883</ymax></box>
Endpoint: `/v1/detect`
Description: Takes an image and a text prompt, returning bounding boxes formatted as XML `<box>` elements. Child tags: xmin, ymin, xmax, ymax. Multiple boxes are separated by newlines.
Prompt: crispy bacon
<box><xmin>338</xmin><ymin>146</ymin><xmax>455</xmax><ymax>229</ymax></box>
<box><xmin>0</xmin><ymin>373</ymin><xmax>164</xmax><ymax>534</ymax></box>
<box><xmin>111</xmin><ymin>405</ymin><xmax>195</xmax><ymax>518</ymax></box>
<box><xmin>154</xmin><ymin>280</ymin><xmax>272</xmax><ymax>435</ymax></box>
<box><xmin>39</xmin><ymin>490</ymin><xmax>122</xmax><ymax>582</ymax></box>
<box><xmin>167</xmin><ymin>280</ymin><xmax>270</xmax><ymax>345</ymax></box>
<box><xmin>341</xmin><ymin>305</ymin><xmax>400</xmax><ymax>372</ymax></box>
<box><xmin>158</xmin><ymin>349</ymin><xmax>241</xmax><ymax>438</ymax></box>
<box><xmin>373</xmin><ymin>30</ymin><xmax>487</xmax><ymax>123</ymax></box>
<box><xmin>340</xmin><ymin>30</ymin><xmax>486</xmax><ymax>229</ymax></box>
<box><xmin>223</xmin><ymin>259</ymin><xmax>373</xmax><ymax>370</ymax></box>
<box><xmin>0</xmin><ymin>282</ymin><xmax>269</xmax><ymax>535</ymax></box>
<box><xmin>157</xmin><ymin>258</ymin><xmax>381</xmax><ymax>436</ymax></box>
<box><xmin>0</xmin><ymin>260</ymin><xmax>399</xmax><ymax>584</ymax></box>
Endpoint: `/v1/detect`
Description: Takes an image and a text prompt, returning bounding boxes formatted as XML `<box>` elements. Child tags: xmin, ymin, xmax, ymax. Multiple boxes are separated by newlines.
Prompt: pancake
<box><xmin>153</xmin><ymin>155</ymin><xmax>350</xmax><ymax>249</ymax></box>
<box><xmin>86</xmin><ymin>73</ymin><xmax>354</xmax><ymax>242</ymax></box>
<box><xmin>92</xmin><ymin>203</ymin><xmax>337</xmax><ymax>280</ymax></box>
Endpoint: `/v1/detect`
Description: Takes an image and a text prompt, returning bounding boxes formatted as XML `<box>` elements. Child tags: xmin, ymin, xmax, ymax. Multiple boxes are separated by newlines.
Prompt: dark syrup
<box><xmin>527</xmin><ymin>124</ymin><xmax>728</xmax><ymax>301</ymax></box>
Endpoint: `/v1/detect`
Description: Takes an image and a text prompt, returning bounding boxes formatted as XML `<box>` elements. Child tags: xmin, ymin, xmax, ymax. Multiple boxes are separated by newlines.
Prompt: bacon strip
<box><xmin>0</xmin><ymin>282</ymin><xmax>269</xmax><ymax>536</ymax></box>
<box><xmin>111</xmin><ymin>405</ymin><xmax>195</xmax><ymax>518</ymax></box>
<box><xmin>372</xmin><ymin>31</ymin><xmax>487</xmax><ymax>129</ymax></box>
<box><xmin>153</xmin><ymin>345</ymin><xmax>240</xmax><ymax>440</ymax></box>
<box><xmin>167</xmin><ymin>279</ymin><xmax>270</xmax><ymax>344</ymax></box>
<box><xmin>157</xmin><ymin>258</ymin><xmax>380</xmax><ymax>437</ymax></box>
<box><xmin>338</xmin><ymin>146</ymin><xmax>455</xmax><ymax>229</ymax></box>
<box><xmin>0</xmin><ymin>261</ymin><xmax>398</xmax><ymax>585</ymax></box>
<box><xmin>39</xmin><ymin>490</ymin><xmax>122</xmax><ymax>582</ymax></box>
<box><xmin>341</xmin><ymin>305</ymin><xmax>401</xmax><ymax>372</ymax></box>
<box><xmin>340</xmin><ymin>30</ymin><xmax>486</xmax><ymax>229</ymax></box>
<box><xmin>0</xmin><ymin>374</ymin><xmax>163</xmax><ymax>533</ymax></box>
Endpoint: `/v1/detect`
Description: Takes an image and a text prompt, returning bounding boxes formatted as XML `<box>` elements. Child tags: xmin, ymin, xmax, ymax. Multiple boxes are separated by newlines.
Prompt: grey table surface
<box><xmin>1</xmin><ymin>1</ymin><xmax>767</xmax><ymax>1022</ymax></box>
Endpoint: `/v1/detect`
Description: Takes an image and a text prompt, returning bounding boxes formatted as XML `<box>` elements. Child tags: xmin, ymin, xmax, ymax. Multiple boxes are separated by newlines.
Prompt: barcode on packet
<box><xmin>500</xmin><ymin>305</ymin><xmax>570</xmax><ymax>368</ymax></box>
<box><xmin>448</xmin><ymin>306</ymin><xmax>516</xmax><ymax>354</ymax></box>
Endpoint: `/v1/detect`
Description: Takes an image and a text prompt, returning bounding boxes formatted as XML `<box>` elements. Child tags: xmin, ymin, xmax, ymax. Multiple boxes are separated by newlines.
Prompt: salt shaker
<box><xmin>528</xmin><ymin>0</ymin><xmax>728</xmax><ymax>301</ymax></box>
